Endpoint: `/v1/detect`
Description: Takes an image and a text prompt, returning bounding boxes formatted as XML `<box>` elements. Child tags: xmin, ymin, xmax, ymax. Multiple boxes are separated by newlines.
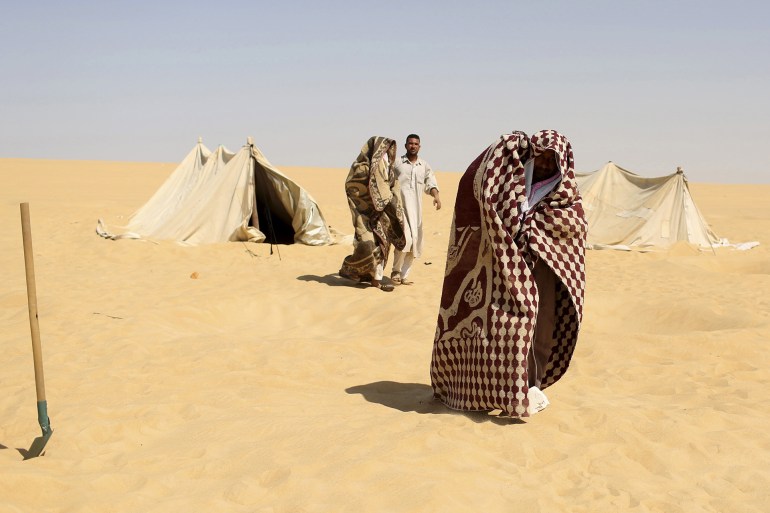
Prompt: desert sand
<box><xmin>1</xmin><ymin>157</ymin><xmax>769</xmax><ymax>512</ymax></box>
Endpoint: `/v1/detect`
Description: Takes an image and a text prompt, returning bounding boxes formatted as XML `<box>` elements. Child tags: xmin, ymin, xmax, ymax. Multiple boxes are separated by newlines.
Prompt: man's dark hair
<box><xmin>406</xmin><ymin>134</ymin><xmax>420</xmax><ymax>142</ymax></box>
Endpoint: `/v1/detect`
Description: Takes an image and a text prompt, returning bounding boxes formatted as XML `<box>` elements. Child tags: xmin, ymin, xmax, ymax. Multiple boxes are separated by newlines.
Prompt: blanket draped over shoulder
<box><xmin>340</xmin><ymin>136</ymin><xmax>406</xmax><ymax>281</ymax></box>
<box><xmin>431</xmin><ymin>130</ymin><xmax>587</xmax><ymax>417</ymax></box>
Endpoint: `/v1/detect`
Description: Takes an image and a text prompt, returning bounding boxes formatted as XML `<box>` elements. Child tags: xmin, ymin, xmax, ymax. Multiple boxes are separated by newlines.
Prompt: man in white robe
<box><xmin>390</xmin><ymin>134</ymin><xmax>441</xmax><ymax>285</ymax></box>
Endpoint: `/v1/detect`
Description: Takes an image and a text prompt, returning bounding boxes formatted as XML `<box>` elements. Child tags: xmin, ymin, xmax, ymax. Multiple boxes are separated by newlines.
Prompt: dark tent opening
<box><xmin>252</xmin><ymin>159</ymin><xmax>296</xmax><ymax>245</ymax></box>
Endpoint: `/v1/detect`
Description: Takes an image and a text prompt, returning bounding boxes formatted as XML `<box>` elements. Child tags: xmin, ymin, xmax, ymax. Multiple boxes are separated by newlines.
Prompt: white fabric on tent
<box><xmin>574</xmin><ymin>162</ymin><xmax>755</xmax><ymax>251</ymax></box>
<box><xmin>97</xmin><ymin>139</ymin><xmax>332</xmax><ymax>246</ymax></box>
<box><xmin>127</xmin><ymin>138</ymin><xmax>214</xmax><ymax>232</ymax></box>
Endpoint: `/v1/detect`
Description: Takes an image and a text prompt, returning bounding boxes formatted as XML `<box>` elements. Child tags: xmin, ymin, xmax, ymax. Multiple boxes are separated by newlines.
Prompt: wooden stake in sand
<box><xmin>20</xmin><ymin>202</ymin><xmax>53</xmax><ymax>459</ymax></box>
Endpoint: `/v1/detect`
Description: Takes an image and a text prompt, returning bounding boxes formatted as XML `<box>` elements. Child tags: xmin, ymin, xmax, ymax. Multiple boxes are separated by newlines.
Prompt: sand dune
<box><xmin>1</xmin><ymin>157</ymin><xmax>768</xmax><ymax>512</ymax></box>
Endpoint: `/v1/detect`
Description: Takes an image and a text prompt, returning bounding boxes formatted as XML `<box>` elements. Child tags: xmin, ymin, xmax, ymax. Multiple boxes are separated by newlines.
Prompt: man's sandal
<box><xmin>372</xmin><ymin>280</ymin><xmax>394</xmax><ymax>292</ymax></box>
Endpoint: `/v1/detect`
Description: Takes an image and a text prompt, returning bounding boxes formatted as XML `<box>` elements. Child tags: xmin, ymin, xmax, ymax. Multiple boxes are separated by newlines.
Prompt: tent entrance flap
<box><xmin>252</xmin><ymin>158</ymin><xmax>296</xmax><ymax>245</ymax></box>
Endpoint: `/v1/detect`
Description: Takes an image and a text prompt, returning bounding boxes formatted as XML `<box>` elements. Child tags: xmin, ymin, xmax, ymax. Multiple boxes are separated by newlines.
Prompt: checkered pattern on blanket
<box><xmin>431</xmin><ymin>130</ymin><xmax>586</xmax><ymax>417</ymax></box>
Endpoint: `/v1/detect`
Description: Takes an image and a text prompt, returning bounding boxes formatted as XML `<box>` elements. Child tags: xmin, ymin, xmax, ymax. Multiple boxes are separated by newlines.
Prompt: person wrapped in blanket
<box><xmin>431</xmin><ymin>130</ymin><xmax>587</xmax><ymax>417</ymax></box>
<box><xmin>339</xmin><ymin>136</ymin><xmax>407</xmax><ymax>292</ymax></box>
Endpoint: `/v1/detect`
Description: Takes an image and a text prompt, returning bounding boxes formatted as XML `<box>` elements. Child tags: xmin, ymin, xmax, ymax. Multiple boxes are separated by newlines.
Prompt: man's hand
<box><xmin>431</xmin><ymin>189</ymin><xmax>442</xmax><ymax>210</ymax></box>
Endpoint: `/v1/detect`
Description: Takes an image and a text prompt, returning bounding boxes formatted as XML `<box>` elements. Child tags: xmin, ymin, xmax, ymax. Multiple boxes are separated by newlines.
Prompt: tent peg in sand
<box><xmin>20</xmin><ymin>203</ymin><xmax>53</xmax><ymax>459</ymax></box>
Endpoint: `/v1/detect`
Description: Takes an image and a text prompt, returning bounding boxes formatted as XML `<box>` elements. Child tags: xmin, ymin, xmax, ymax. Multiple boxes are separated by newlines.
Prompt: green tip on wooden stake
<box><xmin>37</xmin><ymin>400</ymin><xmax>51</xmax><ymax>436</ymax></box>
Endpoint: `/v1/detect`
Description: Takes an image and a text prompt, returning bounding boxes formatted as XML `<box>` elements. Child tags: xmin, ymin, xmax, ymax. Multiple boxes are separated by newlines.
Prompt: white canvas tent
<box><xmin>575</xmin><ymin>162</ymin><xmax>730</xmax><ymax>251</ymax></box>
<box><xmin>97</xmin><ymin>138</ymin><xmax>332</xmax><ymax>246</ymax></box>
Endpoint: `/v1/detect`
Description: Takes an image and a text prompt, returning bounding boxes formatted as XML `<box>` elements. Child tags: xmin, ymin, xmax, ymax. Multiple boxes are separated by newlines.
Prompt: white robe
<box><xmin>393</xmin><ymin>155</ymin><xmax>438</xmax><ymax>258</ymax></box>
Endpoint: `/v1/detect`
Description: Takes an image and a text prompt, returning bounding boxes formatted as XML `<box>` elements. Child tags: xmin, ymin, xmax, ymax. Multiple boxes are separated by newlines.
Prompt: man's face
<box><xmin>405</xmin><ymin>138</ymin><xmax>421</xmax><ymax>157</ymax></box>
<box><xmin>532</xmin><ymin>150</ymin><xmax>559</xmax><ymax>181</ymax></box>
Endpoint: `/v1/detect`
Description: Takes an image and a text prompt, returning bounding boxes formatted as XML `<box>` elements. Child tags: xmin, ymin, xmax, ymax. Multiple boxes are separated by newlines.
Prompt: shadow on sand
<box><xmin>0</xmin><ymin>439</ymin><xmax>51</xmax><ymax>460</ymax></box>
<box><xmin>345</xmin><ymin>381</ymin><xmax>524</xmax><ymax>425</ymax></box>
<box><xmin>297</xmin><ymin>274</ymin><xmax>371</xmax><ymax>289</ymax></box>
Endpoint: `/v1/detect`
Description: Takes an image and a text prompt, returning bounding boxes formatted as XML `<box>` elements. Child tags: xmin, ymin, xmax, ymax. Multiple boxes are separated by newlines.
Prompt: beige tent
<box><xmin>574</xmin><ymin>162</ymin><xmax>724</xmax><ymax>250</ymax></box>
<box><xmin>97</xmin><ymin>138</ymin><xmax>332</xmax><ymax>245</ymax></box>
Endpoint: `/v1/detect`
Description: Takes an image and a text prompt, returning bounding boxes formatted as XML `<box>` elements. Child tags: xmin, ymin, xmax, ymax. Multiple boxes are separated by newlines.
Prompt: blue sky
<box><xmin>2</xmin><ymin>1</ymin><xmax>768</xmax><ymax>183</ymax></box>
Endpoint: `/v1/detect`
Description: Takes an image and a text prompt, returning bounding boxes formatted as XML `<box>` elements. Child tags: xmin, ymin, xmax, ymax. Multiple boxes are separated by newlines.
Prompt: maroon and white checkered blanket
<box><xmin>431</xmin><ymin>130</ymin><xmax>587</xmax><ymax>417</ymax></box>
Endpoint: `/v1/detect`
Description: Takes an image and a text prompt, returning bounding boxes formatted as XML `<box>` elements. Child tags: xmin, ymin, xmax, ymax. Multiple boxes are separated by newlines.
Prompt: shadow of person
<box><xmin>345</xmin><ymin>381</ymin><xmax>524</xmax><ymax>425</ymax></box>
<box><xmin>297</xmin><ymin>274</ymin><xmax>370</xmax><ymax>289</ymax></box>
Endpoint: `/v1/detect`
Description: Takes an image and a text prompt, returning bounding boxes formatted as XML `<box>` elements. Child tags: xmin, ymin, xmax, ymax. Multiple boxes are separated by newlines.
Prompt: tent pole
<box><xmin>247</xmin><ymin>139</ymin><xmax>281</xmax><ymax>258</ymax></box>
<box><xmin>249</xmin><ymin>149</ymin><xmax>261</xmax><ymax>231</ymax></box>
<box><xmin>680</xmin><ymin>166</ymin><xmax>717</xmax><ymax>255</ymax></box>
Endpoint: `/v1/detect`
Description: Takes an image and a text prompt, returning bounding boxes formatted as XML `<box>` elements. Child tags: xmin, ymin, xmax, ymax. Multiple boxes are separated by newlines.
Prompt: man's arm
<box><xmin>424</xmin><ymin>161</ymin><xmax>441</xmax><ymax>209</ymax></box>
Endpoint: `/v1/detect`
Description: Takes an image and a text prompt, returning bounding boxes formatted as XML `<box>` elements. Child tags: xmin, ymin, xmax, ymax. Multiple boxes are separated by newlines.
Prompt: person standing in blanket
<box><xmin>339</xmin><ymin>136</ymin><xmax>407</xmax><ymax>292</ymax></box>
<box><xmin>431</xmin><ymin>130</ymin><xmax>586</xmax><ymax>418</ymax></box>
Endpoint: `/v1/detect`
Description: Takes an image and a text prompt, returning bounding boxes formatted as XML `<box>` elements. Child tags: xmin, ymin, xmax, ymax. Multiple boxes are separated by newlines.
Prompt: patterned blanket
<box><xmin>340</xmin><ymin>136</ymin><xmax>406</xmax><ymax>281</ymax></box>
<box><xmin>431</xmin><ymin>130</ymin><xmax>586</xmax><ymax>417</ymax></box>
